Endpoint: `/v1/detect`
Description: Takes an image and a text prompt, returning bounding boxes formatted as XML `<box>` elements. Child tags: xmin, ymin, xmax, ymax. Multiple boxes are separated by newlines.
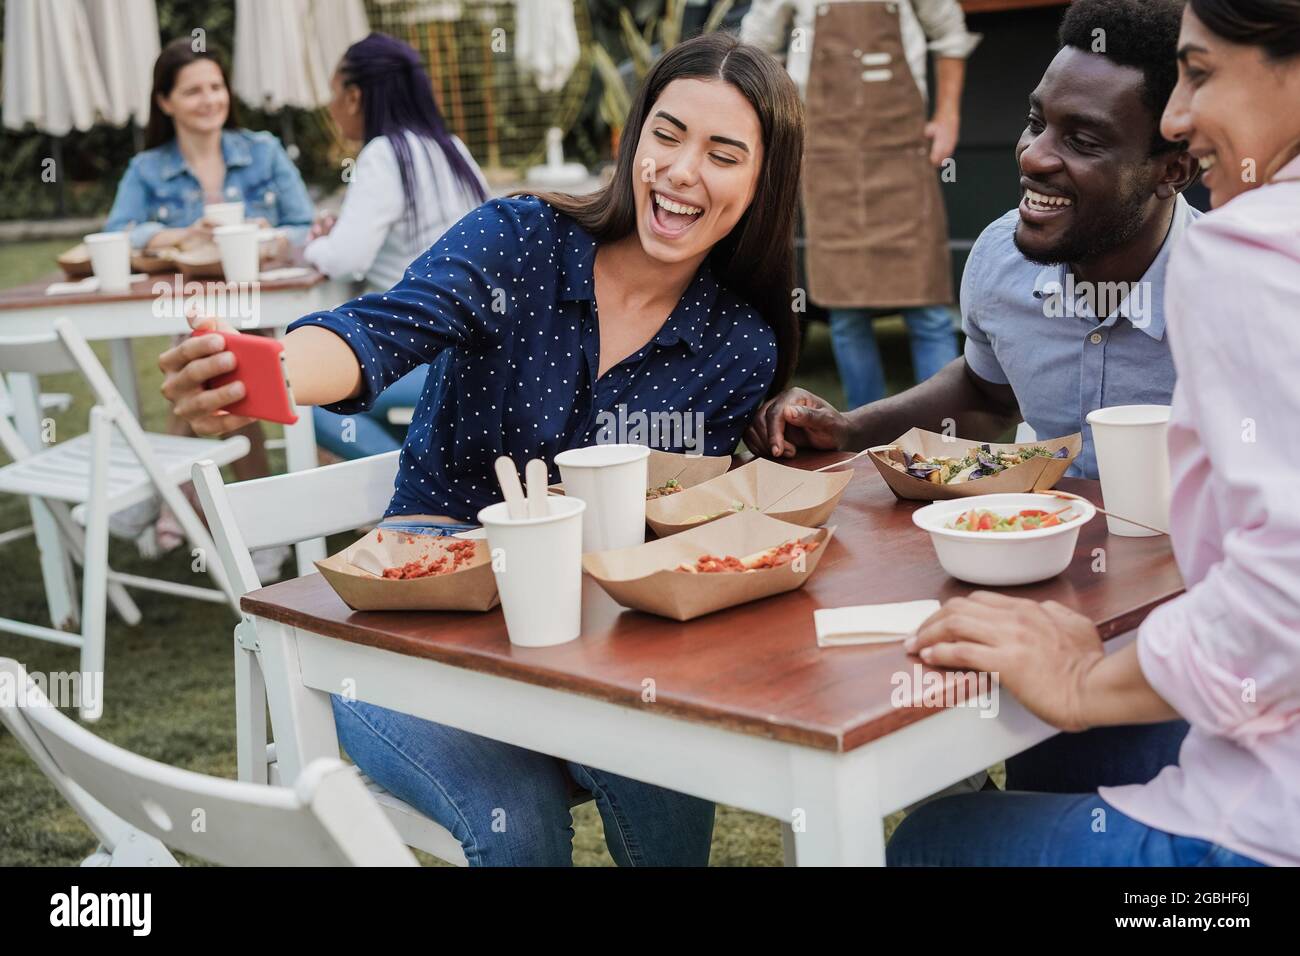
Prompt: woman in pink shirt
<box><xmin>891</xmin><ymin>0</ymin><xmax>1300</xmax><ymax>867</ymax></box>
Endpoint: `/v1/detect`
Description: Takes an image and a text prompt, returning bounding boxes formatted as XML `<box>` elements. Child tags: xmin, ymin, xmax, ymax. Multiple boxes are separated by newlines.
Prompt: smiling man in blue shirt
<box><xmin>744</xmin><ymin>0</ymin><xmax>1201</xmax><ymax>482</ymax></box>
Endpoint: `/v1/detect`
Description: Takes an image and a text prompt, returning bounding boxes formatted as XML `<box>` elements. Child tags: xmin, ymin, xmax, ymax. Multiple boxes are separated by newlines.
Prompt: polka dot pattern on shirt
<box><xmin>288</xmin><ymin>195</ymin><xmax>778</xmax><ymax>521</ymax></box>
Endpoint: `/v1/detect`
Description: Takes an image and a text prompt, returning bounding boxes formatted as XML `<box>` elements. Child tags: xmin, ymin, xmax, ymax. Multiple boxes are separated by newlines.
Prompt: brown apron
<box><xmin>802</xmin><ymin>0</ymin><xmax>953</xmax><ymax>308</ymax></box>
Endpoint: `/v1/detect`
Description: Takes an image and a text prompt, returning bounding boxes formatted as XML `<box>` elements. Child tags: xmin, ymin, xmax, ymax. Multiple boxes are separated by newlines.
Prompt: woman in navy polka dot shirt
<box><xmin>162</xmin><ymin>33</ymin><xmax>804</xmax><ymax>866</ymax></box>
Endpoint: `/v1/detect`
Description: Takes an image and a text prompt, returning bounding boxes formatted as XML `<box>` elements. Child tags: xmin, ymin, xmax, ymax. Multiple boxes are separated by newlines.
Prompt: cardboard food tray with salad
<box><xmin>644</xmin><ymin>456</ymin><xmax>852</xmax><ymax>537</ymax></box>
<box><xmin>869</xmin><ymin>427</ymin><xmax>1082</xmax><ymax>501</ymax></box>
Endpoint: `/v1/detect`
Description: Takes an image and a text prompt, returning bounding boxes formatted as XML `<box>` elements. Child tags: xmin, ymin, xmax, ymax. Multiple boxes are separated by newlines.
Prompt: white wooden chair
<box><xmin>192</xmin><ymin>450</ymin><xmax>471</xmax><ymax>866</ymax></box>
<box><xmin>0</xmin><ymin>318</ymin><xmax>249</xmax><ymax>719</ymax></box>
<box><xmin>0</xmin><ymin>658</ymin><xmax>416</xmax><ymax>866</ymax></box>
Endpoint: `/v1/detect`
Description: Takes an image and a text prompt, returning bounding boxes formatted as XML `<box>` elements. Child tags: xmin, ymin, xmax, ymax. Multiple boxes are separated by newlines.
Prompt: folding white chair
<box><xmin>0</xmin><ymin>318</ymin><xmax>249</xmax><ymax>719</ymax></box>
<box><xmin>193</xmin><ymin>450</ymin><xmax>472</xmax><ymax>865</ymax></box>
<box><xmin>0</xmin><ymin>658</ymin><xmax>416</xmax><ymax>866</ymax></box>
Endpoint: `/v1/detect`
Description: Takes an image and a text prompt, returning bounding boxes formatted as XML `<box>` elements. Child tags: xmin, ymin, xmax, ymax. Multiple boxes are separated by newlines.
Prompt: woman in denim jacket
<box><xmin>104</xmin><ymin>38</ymin><xmax>313</xmax><ymax>250</ymax></box>
<box><xmin>104</xmin><ymin>38</ymin><xmax>313</xmax><ymax>576</ymax></box>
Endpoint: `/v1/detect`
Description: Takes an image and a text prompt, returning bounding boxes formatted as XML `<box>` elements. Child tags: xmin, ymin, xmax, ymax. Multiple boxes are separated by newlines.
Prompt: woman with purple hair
<box><xmin>305</xmin><ymin>33</ymin><xmax>490</xmax><ymax>460</ymax></box>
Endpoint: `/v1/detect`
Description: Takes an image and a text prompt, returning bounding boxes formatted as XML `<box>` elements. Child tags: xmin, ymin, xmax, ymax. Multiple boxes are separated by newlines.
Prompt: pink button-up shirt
<box><xmin>1100</xmin><ymin>156</ymin><xmax>1300</xmax><ymax>866</ymax></box>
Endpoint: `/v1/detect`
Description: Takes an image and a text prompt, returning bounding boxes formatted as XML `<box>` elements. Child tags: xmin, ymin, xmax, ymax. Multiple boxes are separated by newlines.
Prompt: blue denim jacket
<box><xmin>104</xmin><ymin>129</ymin><xmax>314</xmax><ymax>248</ymax></box>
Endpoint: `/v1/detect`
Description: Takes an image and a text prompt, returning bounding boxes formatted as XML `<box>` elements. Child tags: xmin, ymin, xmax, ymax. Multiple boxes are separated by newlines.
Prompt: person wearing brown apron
<box><xmin>742</xmin><ymin>0</ymin><xmax>980</xmax><ymax>407</ymax></box>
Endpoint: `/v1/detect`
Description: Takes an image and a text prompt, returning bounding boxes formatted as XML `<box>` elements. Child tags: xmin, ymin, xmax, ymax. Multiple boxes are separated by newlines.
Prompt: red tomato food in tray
<box><xmin>381</xmin><ymin>539</ymin><xmax>478</xmax><ymax>579</ymax></box>
<box><xmin>675</xmin><ymin>538</ymin><xmax>820</xmax><ymax>574</ymax></box>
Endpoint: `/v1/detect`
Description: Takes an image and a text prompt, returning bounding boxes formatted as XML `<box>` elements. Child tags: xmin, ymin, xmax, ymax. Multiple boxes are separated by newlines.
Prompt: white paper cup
<box><xmin>213</xmin><ymin>223</ymin><xmax>260</xmax><ymax>282</ymax></box>
<box><xmin>84</xmin><ymin>232</ymin><xmax>131</xmax><ymax>292</ymax></box>
<box><xmin>204</xmin><ymin>201</ymin><xmax>245</xmax><ymax>225</ymax></box>
<box><xmin>554</xmin><ymin>443</ymin><xmax>651</xmax><ymax>552</ymax></box>
<box><xmin>1085</xmin><ymin>404</ymin><xmax>1172</xmax><ymax>537</ymax></box>
<box><xmin>477</xmin><ymin>494</ymin><xmax>585</xmax><ymax>647</ymax></box>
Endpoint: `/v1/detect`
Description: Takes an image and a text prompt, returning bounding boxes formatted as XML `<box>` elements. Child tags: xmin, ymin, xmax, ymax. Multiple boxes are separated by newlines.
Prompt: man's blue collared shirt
<box><xmin>961</xmin><ymin>195</ymin><xmax>1201</xmax><ymax>478</ymax></box>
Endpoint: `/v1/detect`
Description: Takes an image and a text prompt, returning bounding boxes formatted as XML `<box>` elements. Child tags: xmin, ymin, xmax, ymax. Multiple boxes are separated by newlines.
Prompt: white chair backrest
<box><xmin>193</xmin><ymin>450</ymin><xmax>400</xmax><ymax>595</ymax></box>
<box><xmin>0</xmin><ymin>331</ymin><xmax>79</xmax><ymax>376</ymax></box>
<box><xmin>0</xmin><ymin>321</ymin><xmax>140</xmax><ymax>464</ymax></box>
<box><xmin>0</xmin><ymin>320</ymin><xmax>123</xmax><ymax>407</ymax></box>
<box><xmin>0</xmin><ymin>659</ymin><xmax>416</xmax><ymax>867</ymax></box>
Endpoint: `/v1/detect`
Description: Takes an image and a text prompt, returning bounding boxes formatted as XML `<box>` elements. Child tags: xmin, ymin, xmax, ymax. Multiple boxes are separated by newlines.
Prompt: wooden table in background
<box><xmin>242</xmin><ymin>451</ymin><xmax>1184</xmax><ymax>865</ymax></box>
<box><xmin>0</xmin><ymin>267</ymin><xmax>343</xmax><ymax>628</ymax></box>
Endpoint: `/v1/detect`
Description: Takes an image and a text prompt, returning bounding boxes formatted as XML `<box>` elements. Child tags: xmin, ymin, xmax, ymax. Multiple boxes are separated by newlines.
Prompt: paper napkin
<box><xmin>45</xmin><ymin>274</ymin><xmax>146</xmax><ymax>296</ymax></box>
<box><xmin>814</xmin><ymin>599</ymin><xmax>941</xmax><ymax>647</ymax></box>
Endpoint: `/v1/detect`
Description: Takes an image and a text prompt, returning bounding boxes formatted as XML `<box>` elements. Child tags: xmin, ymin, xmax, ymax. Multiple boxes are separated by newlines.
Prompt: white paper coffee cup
<box><xmin>84</xmin><ymin>232</ymin><xmax>131</xmax><ymax>292</ymax></box>
<box><xmin>214</xmin><ymin>223</ymin><xmax>260</xmax><ymax>283</ymax></box>
<box><xmin>478</xmin><ymin>494</ymin><xmax>585</xmax><ymax>647</ymax></box>
<box><xmin>554</xmin><ymin>443</ymin><xmax>650</xmax><ymax>552</ymax></box>
<box><xmin>1085</xmin><ymin>404</ymin><xmax>1172</xmax><ymax>537</ymax></box>
<box><xmin>204</xmin><ymin>201</ymin><xmax>245</xmax><ymax>225</ymax></box>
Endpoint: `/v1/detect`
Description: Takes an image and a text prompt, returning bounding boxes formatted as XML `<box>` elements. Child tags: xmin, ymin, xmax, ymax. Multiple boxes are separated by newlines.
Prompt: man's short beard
<box><xmin>1014</xmin><ymin>184</ymin><xmax>1150</xmax><ymax>267</ymax></box>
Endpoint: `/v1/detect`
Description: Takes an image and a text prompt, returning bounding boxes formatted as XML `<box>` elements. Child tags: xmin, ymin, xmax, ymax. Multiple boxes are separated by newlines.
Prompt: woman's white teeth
<box><xmin>1199</xmin><ymin>154</ymin><xmax>1217</xmax><ymax>171</ymax></box>
<box><xmin>1025</xmin><ymin>189</ymin><xmax>1073</xmax><ymax>209</ymax></box>
<box><xmin>654</xmin><ymin>192</ymin><xmax>702</xmax><ymax>216</ymax></box>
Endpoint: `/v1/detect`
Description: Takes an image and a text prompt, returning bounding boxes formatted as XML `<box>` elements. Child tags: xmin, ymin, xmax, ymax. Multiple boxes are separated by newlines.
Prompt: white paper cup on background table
<box><xmin>1085</xmin><ymin>404</ymin><xmax>1172</xmax><ymax>537</ymax></box>
<box><xmin>477</xmin><ymin>494</ymin><xmax>585</xmax><ymax>647</ymax></box>
<box><xmin>554</xmin><ymin>443</ymin><xmax>650</xmax><ymax>552</ymax></box>
<box><xmin>214</xmin><ymin>223</ymin><xmax>260</xmax><ymax>282</ymax></box>
<box><xmin>204</xmin><ymin>201</ymin><xmax>245</xmax><ymax>225</ymax></box>
<box><xmin>84</xmin><ymin>232</ymin><xmax>131</xmax><ymax>292</ymax></box>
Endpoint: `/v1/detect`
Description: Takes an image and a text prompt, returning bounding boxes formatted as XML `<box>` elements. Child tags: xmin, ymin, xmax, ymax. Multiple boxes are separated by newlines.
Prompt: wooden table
<box><xmin>0</xmin><ymin>267</ymin><xmax>352</xmax><ymax>627</ymax></box>
<box><xmin>241</xmin><ymin>452</ymin><xmax>1184</xmax><ymax>865</ymax></box>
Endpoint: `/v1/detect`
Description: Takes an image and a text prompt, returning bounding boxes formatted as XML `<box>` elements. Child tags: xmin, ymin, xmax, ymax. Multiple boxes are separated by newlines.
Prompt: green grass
<box><xmin>0</xmin><ymin>239</ymin><xmax>922</xmax><ymax>866</ymax></box>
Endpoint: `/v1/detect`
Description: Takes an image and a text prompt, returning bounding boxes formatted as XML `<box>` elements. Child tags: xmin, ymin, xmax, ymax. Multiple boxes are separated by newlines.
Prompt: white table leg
<box><xmin>7</xmin><ymin>372</ymin><xmax>78</xmax><ymax>630</ymax></box>
<box><xmin>255</xmin><ymin>620</ymin><xmax>339</xmax><ymax>784</ymax></box>
<box><xmin>788</xmin><ymin>749</ymin><xmax>886</xmax><ymax>866</ymax></box>
<box><xmin>106</xmin><ymin>339</ymin><xmax>140</xmax><ymax>421</ymax></box>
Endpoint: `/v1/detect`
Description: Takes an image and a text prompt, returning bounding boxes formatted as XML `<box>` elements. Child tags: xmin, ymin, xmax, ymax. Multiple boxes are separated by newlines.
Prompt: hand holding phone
<box><xmin>189</xmin><ymin>328</ymin><xmax>299</xmax><ymax>425</ymax></box>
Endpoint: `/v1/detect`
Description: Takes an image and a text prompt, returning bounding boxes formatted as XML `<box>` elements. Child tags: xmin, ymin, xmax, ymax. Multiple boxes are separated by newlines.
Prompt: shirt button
<box><xmin>1089</xmin><ymin>333</ymin><xmax>1103</xmax><ymax>344</ymax></box>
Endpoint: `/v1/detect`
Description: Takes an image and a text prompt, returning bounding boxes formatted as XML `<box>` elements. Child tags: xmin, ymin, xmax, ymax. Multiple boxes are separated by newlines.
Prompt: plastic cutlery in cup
<box><xmin>525</xmin><ymin>459</ymin><xmax>550</xmax><ymax>518</ymax></box>
<box><xmin>494</xmin><ymin>455</ymin><xmax>527</xmax><ymax>519</ymax></box>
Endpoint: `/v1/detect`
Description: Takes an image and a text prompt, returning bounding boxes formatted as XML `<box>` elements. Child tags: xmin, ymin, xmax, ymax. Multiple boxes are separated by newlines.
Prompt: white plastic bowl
<box><xmin>911</xmin><ymin>493</ymin><xmax>1096</xmax><ymax>586</ymax></box>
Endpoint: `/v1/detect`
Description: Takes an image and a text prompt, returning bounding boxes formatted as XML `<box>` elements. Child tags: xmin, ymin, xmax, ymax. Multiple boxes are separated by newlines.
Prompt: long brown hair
<box><xmin>144</xmin><ymin>38</ymin><xmax>240</xmax><ymax>149</ymax></box>
<box><xmin>523</xmin><ymin>33</ymin><xmax>805</xmax><ymax>397</ymax></box>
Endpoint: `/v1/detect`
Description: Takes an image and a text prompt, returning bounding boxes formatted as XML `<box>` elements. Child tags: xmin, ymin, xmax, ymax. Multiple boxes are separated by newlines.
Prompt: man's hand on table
<box><xmin>906</xmin><ymin>591</ymin><xmax>1105</xmax><ymax>733</ymax></box>
<box><xmin>744</xmin><ymin>387</ymin><xmax>853</xmax><ymax>460</ymax></box>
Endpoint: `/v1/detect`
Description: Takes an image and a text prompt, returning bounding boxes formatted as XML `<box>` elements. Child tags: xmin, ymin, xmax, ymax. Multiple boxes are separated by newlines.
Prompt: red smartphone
<box><xmin>193</xmin><ymin>329</ymin><xmax>299</xmax><ymax>425</ymax></box>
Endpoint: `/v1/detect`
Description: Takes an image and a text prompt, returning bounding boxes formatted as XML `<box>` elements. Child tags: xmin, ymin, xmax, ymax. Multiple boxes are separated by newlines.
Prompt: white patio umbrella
<box><xmin>515</xmin><ymin>0</ymin><xmax>580</xmax><ymax>94</ymax></box>
<box><xmin>234</xmin><ymin>0</ymin><xmax>368</xmax><ymax>112</ymax></box>
<box><xmin>310</xmin><ymin>0</ymin><xmax>371</xmax><ymax>80</ymax></box>
<box><xmin>233</xmin><ymin>0</ymin><xmax>317</xmax><ymax>111</ymax></box>
<box><xmin>2</xmin><ymin>0</ymin><xmax>110</xmax><ymax>136</ymax></box>
<box><xmin>81</xmin><ymin>0</ymin><xmax>162</xmax><ymax>129</ymax></box>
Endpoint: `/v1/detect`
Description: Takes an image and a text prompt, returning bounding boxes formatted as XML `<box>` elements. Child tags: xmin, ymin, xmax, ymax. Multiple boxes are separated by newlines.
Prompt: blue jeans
<box><xmin>331</xmin><ymin>696</ymin><xmax>716</xmax><ymax>866</ymax></box>
<box><xmin>1005</xmin><ymin>720</ymin><xmax>1190</xmax><ymax>792</ymax></box>
<box><xmin>889</xmin><ymin>719</ymin><xmax>1263</xmax><ymax>866</ymax></box>
<box><xmin>828</xmin><ymin>305</ymin><xmax>958</xmax><ymax>409</ymax></box>
<box><xmin>887</xmin><ymin>792</ymin><xmax>1266</xmax><ymax>866</ymax></box>
<box><xmin>313</xmin><ymin>365</ymin><xmax>430</xmax><ymax>460</ymax></box>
